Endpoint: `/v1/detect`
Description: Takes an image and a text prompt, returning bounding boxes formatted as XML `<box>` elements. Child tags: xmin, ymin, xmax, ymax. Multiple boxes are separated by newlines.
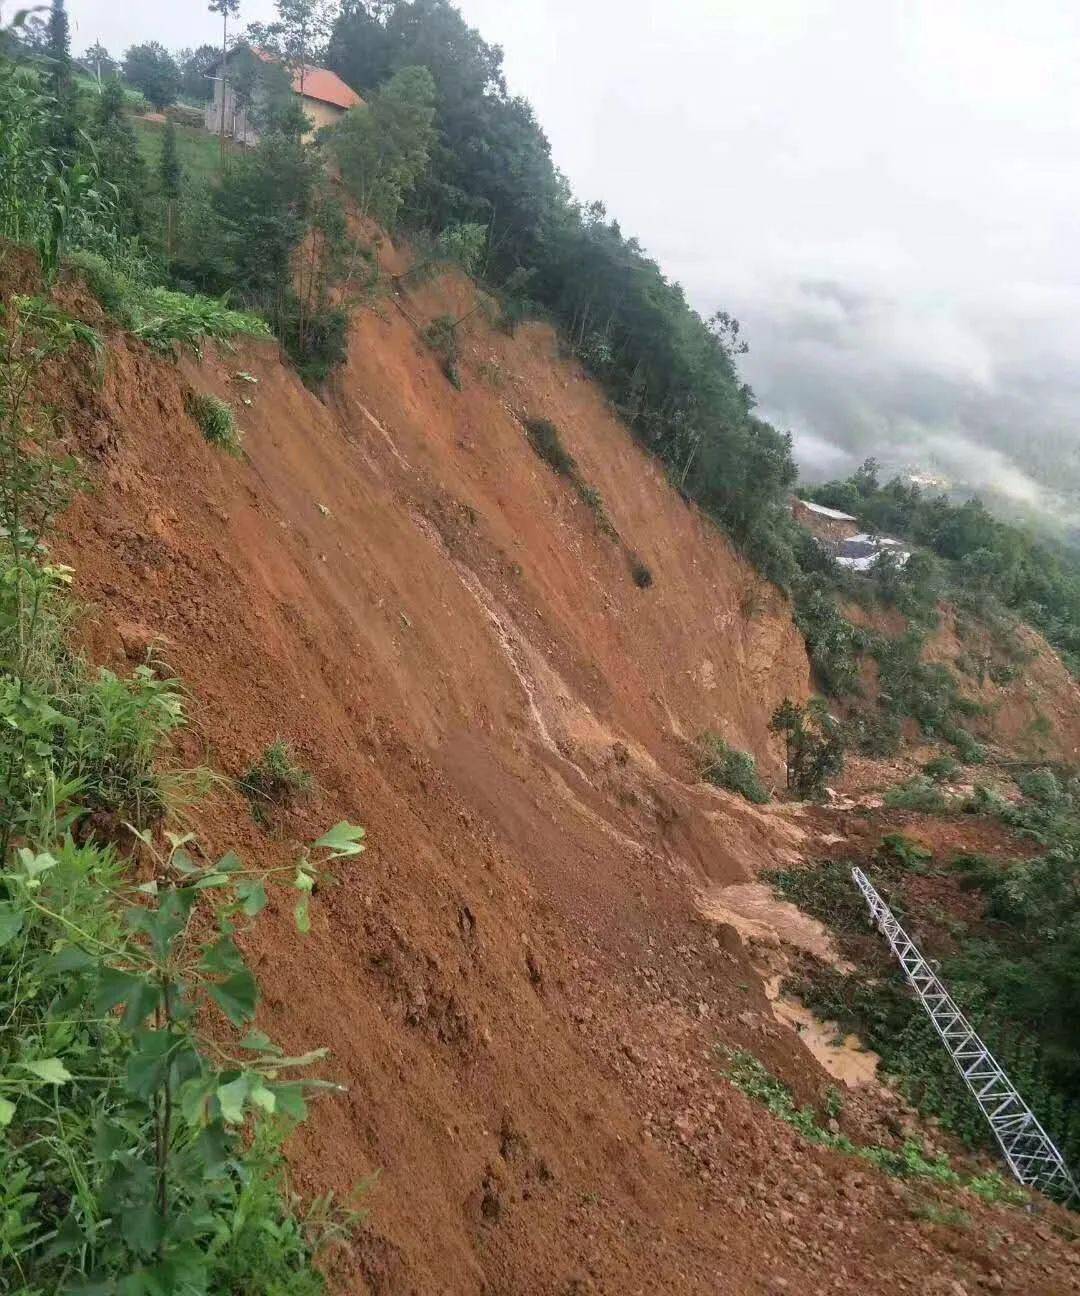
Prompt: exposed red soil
<box><xmin>12</xmin><ymin>247</ymin><xmax>1078</xmax><ymax>1294</ymax></box>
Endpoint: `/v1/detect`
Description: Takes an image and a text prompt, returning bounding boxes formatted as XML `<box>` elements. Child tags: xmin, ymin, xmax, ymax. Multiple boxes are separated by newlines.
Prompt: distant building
<box><xmin>834</xmin><ymin>533</ymin><xmax>911</xmax><ymax>572</ymax></box>
<box><xmin>791</xmin><ymin>496</ymin><xmax>859</xmax><ymax>543</ymax></box>
<box><xmin>206</xmin><ymin>47</ymin><xmax>363</xmax><ymax>146</ymax></box>
<box><xmin>791</xmin><ymin>497</ymin><xmax>910</xmax><ymax>571</ymax></box>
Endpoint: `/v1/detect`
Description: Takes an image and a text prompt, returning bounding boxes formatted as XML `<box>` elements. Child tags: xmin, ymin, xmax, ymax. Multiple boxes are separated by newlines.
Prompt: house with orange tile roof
<box><xmin>206</xmin><ymin>46</ymin><xmax>364</xmax><ymax>146</ymax></box>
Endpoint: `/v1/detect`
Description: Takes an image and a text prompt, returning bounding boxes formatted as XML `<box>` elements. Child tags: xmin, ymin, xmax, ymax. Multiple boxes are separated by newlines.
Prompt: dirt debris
<box><xmin>24</xmin><ymin>248</ymin><xmax>1080</xmax><ymax>1295</ymax></box>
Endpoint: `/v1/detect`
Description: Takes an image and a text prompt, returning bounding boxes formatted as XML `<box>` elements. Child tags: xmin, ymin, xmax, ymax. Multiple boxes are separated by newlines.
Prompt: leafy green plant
<box><xmin>185</xmin><ymin>390</ymin><xmax>242</xmax><ymax>454</ymax></box>
<box><xmin>885</xmin><ymin>777</ymin><xmax>950</xmax><ymax>814</ymax></box>
<box><xmin>0</xmin><ymin>822</ymin><xmax>366</xmax><ymax>1290</ymax></box>
<box><xmin>698</xmin><ymin>733</ymin><xmax>770</xmax><ymax>805</ymax></box>
<box><xmin>924</xmin><ymin>754</ymin><xmax>961</xmax><ymax>784</ymax></box>
<box><xmin>69</xmin><ymin>251</ymin><xmax>271</xmax><ymax>357</ymax></box>
<box><xmin>424</xmin><ymin>313</ymin><xmax>462</xmax><ymax>389</ymax></box>
<box><xmin>879</xmin><ymin>832</ymin><xmax>934</xmax><ymax>872</ymax></box>
<box><xmin>242</xmin><ymin>739</ymin><xmax>313</xmax><ymax>820</ymax></box>
<box><xmin>630</xmin><ymin>557</ymin><xmax>654</xmax><ymax>589</ymax></box>
<box><xmin>524</xmin><ymin>417</ymin><xmax>577</xmax><ymax>478</ymax></box>
<box><xmin>770</xmin><ymin>697</ymin><xmax>845</xmax><ymax>799</ymax></box>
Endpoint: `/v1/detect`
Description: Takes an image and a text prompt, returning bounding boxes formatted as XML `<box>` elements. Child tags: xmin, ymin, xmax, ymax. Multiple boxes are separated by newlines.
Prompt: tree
<box><xmin>158</xmin><ymin>119</ymin><xmax>183</xmax><ymax>255</ymax></box>
<box><xmin>122</xmin><ymin>42</ymin><xmax>181</xmax><ymax>110</ymax></box>
<box><xmin>177</xmin><ymin>43</ymin><xmax>219</xmax><ymax>102</ymax></box>
<box><xmin>88</xmin><ymin>79</ymin><xmax>149</xmax><ymax>237</ymax></box>
<box><xmin>769</xmin><ymin>698</ymin><xmax>845</xmax><ymax>799</ymax></box>
<box><xmin>331</xmin><ymin>64</ymin><xmax>436</xmax><ymax>227</ymax></box>
<box><xmin>45</xmin><ymin>0</ymin><xmax>77</xmax><ymax>156</ymax></box>
<box><xmin>250</xmin><ymin>0</ymin><xmax>336</xmax><ymax>94</ymax></box>
<box><xmin>208</xmin><ymin>0</ymin><xmax>241</xmax><ymax>157</ymax></box>
<box><xmin>84</xmin><ymin>41</ymin><xmax>118</xmax><ymax>84</ymax></box>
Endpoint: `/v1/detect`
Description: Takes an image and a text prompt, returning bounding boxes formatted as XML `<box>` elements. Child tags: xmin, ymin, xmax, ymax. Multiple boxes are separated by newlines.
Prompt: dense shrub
<box><xmin>185</xmin><ymin>390</ymin><xmax>242</xmax><ymax>453</ymax></box>
<box><xmin>770</xmin><ymin>698</ymin><xmax>845</xmax><ymax>799</ymax></box>
<box><xmin>698</xmin><ymin>734</ymin><xmax>770</xmax><ymax>804</ymax></box>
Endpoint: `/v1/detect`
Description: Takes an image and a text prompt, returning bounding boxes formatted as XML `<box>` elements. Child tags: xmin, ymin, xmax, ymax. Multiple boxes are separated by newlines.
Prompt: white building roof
<box><xmin>799</xmin><ymin>499</ymin><xmax>857</xmax><ymax>522</ymax></box>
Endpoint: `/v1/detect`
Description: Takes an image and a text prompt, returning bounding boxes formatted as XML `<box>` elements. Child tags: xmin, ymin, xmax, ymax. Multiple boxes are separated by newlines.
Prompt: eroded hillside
<box><xmin>26</xmin><ymin>248</ymin><xmax>1080</xmax><ymax>1294</ymax></box>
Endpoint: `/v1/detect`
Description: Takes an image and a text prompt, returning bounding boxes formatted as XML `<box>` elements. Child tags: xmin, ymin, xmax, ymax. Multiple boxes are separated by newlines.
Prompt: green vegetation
<box><xmin>523</xmin><ymin>417</ymin><xmax>620</xmax><ymax>540</ymax></box>
<box><xmin>0</xmin><ymin>288</ymin><xmax>364</xmax><ymax>1289</ymax></box>
<box><xmin>698</xmin><ymin>734</ymin><xmax>770</xmax><ymax>805</ymax></box>
<box><xmin>771</xmin><ymin>806</ymin><xmax>1080</xmax><ymax>1183</ymax></box>
<box><xmin>70</xmin><ymin>252</ymin><xmax>270</xmax><ymax>357</ymax></box>
<box><xmin>185</xmin><ymin>389</ymin><xmax>242</xmax><ymax>453</ymax></box>
<box><xmin>924</xmin><ymin>754</ymin><xmax>962</xmax><ymax>783</ymax></box>
<box><xmin>242</xmin><ymin>739</ymin><xmax>314</xmax><ymax>819</ymax></box>
<box><xmin>723</xmin><ymin>1050</ymin><xmax>1021</xmax><ymax>1201</ymax></box>
<box><xmin>133</xmin><ymin>116</ymin><xmax>222</xmax><ymax>188</ymax></box>
<box><xmin>884</xmin><ymin>777</ymin><xmax>951</xmax><ymax>814</ymax></box>
<box><xmin>807</xmin><ymin>458</ymin><xmax>1080</xmax><ymax>677</ymax></box>
<box><xmin>630</xmin><ymin>557</ymin><xmax>654</xmax><ymax>589</ymax></box>
<box><xmin>769</xmin><ymin>698</ymin><xmax>845</xmax><ymax>799</ymax></box>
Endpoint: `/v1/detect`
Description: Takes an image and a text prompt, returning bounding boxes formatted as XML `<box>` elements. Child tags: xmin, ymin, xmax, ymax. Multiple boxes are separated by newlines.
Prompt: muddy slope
<box><xmin>44</xmin><ymin>256</ymin><xmax>1080</xmax><ymax>1295</ymax></box>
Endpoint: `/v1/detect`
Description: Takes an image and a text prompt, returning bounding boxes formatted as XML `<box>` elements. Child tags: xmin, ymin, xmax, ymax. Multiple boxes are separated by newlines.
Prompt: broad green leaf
<box><xmin>194</xmin><ymin>872</ymin><xmax>230</xmax><ymax>890</ymax></box>
<box><xmin>271</xmin><ymin>1083</ymin><xmax>308</xmax><ymax>1121</ymax></box>
<box><xmin>125</xmin><ymin>1030</ymin><xmax>174</xmax><ymax>1100</ymax></box>
<box><xmin>0</xmin><ymin>1095</ymin><xmax>15</xmax><ymax>1126</ymax></box>
<box><xmin>171</xmin><ymin>849</ymin><xmax>199</xmax><ymax>876</ymax></box>
<box><xmin>136</xmin><ymin>880</ymin><xmax>159</xmax><ymax>896</ymax></box>
<box><xmin>179</xmin><ymin>1075</ymin><xmax>216</xmax><ymax>1127</ymax></box>
<box><xmin>238</xmin><ymin>1029</ymin><xmax>280</xmax><ymax>1054</ymax></box>
<box><xmin>96</xmin><ymin>966</ymin><xmax>144</xmax><ymax>1013</ymax></box>
<box><xmin>235</xmin><ymin>878</ymin><xmax>267</xmax><ymax>917</ymax></box>
<box><xmin>215</xmin><ymin>850</ymin><xmax>242</xmax><ymax>873</ymax></box>
<box><xmin>216</xmin><ymin>1074</ymin><xmax>250</xmax><ymax>1124</ymax></box>
<box><xmin>293</xmin><ymin>867</ymin><xmax>314</xmax><ymax>893</ymax></box>
<box><xmin>44</xmin><ymin>944</ymin><xmax>98</xmax><ymax>974</ymax></box>
<box><xmin>18</xmin><ymin>849</ymin><xmax>58</xmax><ymax>880</ymax></box>
<box><xmin>248</xmin><ymin>1076</ymin><xmax>276</xmax><ymax>1113</ymax></box>
<box><xmin>199</xmin><ymin>935</ymin><xmax>246</xmax><ymax>976</ymax></box>
<box><xmin>207</xmin><ymin>970</ymin><xmax>258</xmax><ymax>1026</ymax></box>
<box><xmin>20</xmin><ymin>1057</ymin><xmax>72</xmax><ymax>1084</ymax></box>
<box><xmin>294</xmin><ymin>894</ymin><xmax>310</xmax><ymax>935</ymax></box>
<box><xmin>121</xmin><ymin>1202</ymin><xmax>164</xmax><ymax>1257</ymax></box>
<box><xmin>312</xmin><ymin>821</ymin><xmax>367</xmax><ymax>860</ymax></box>
<box><xmin>0</xmin><ymin>904</ymin><xmax>24</xmax><ymax>948</ymax></box>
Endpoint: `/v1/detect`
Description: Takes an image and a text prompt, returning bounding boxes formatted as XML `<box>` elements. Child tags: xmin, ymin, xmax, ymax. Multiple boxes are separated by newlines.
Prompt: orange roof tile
<box><xmin>242</xmin><ymin>47</ymin><xmax>364</xmax><ymax>111</ymax></box>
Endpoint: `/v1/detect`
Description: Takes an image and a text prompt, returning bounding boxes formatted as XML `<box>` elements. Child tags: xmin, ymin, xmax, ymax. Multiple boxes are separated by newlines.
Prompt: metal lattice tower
<box><xmin>851</xmin><ymin>866</ymin><xmax>1079</xmax><ymax>1204</ymax></box>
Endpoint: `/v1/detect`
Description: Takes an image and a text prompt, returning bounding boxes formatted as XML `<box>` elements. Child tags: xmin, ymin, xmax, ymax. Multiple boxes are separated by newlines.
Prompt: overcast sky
<box><xmin>64</xmin><ymin>0</ymin><xmax>1080</xmax><ymax>520</ymax></box>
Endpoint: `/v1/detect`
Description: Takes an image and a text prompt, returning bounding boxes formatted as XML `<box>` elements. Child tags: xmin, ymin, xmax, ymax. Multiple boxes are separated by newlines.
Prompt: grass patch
<box><xmin>242</xmin><ymin>739</ymin><xmax>313</xmax><ymax>820</ymax></box>
<box><xmin>186</xmin><ymin>390</ymin><xmax>242</xmax><ymax>454</ymax></box>
<box><xmin>525</xmin><ymin>417</ymin><xmax>577</xmax><ymax>477</ymax></box>
<box><xmin>69</xmin><ymin>250</ymin><xmax>270</xmax><ymax>357</ymax></box>
<box><xmin>885</xmin><ymin>776</ymin><xmax>950</xmax><ymax>813</ymax></box>
<box><xmin>698</xmin><ymin>733</ymin><xmax>770</xmax><ymax>804</ymax></box>
<box><xmin>132</xmin><ymin>115</ymin><xmax>223</xmax><ymax>188</ymax></box>
<box><xmin>724</xmin><ymin>1050</ymin><xmax>1022</xmax><ymax>1202</ymax></box>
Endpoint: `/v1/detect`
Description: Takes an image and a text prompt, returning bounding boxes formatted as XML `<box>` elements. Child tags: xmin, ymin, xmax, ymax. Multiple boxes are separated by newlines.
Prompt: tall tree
<box><xmin>177</xmin><ymin>43</ymin><xmax>219</xmax><ymax>102</ymax></box>
<box><xmin>122</xmin><ymin>42</ymin><xmax>181</xmax><ymax>110</ymax></box>
<box><xmin>331</xmin><ymin>64</ymin><xmax>436</xmax><ymax>227</ymax></box>
<box><xmin>208</xmin><ymin>0</ymin><xmax>241</xmax><ymax>159</ymax></box>
<box><xmin>89</xmin><ymin>79</ymin><xmax>148</xmax><ymax>236</ymax></box>
<box><xmin>84</xmin><ymin>40</ymin><xmax>117</xmax><ymax>85</ymax></box>
<box><xmin>250</xmin><ymin>0</ymin><xmax>336</xmax><ymax>94</ymax></box>
<box><xmin>158</xmin><ymin>118</ymin><xmax>182</xmax><ymax>254</ymax></box>
<box><xmin>45</xmin><ymin>1</ymin><xmax>77</xmax><ymax>157</ymax></box>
